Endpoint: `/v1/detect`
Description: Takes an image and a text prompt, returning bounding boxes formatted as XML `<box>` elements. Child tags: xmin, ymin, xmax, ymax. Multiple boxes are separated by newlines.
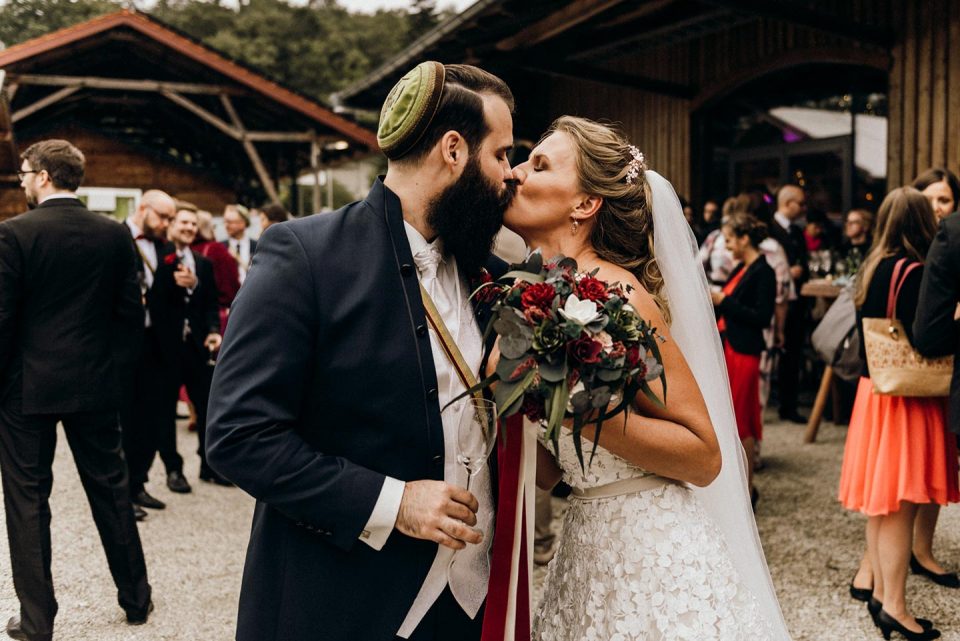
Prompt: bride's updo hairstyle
<box><xmin>546</xmin><ymin>116</ymin><xmax>669</xmax><ymax>321</ymax></box>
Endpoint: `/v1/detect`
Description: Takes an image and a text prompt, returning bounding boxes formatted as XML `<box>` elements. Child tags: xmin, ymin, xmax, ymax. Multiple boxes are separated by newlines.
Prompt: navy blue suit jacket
<box><xmin>206</xmin><ymin>179</ymin><xmax>504</xmax><ymax>641</ymax></box>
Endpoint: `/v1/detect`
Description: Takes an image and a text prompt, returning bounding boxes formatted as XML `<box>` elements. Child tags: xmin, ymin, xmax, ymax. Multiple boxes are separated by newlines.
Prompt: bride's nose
<box><xmin>512</xmin><ymin>165</ymin><xmax>528</xmax><ymax>184</ymax></box>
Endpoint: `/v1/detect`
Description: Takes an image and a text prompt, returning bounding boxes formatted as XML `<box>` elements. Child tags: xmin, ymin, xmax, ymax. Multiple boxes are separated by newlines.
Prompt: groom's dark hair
<box><xmin>399</xmin><ymin>65</ymin><xmax>514</xmax><ymax>165</ymax></box>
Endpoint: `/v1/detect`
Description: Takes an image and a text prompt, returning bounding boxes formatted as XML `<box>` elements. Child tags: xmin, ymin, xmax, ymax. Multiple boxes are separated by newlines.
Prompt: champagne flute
<box><xmin>452</xmin><ymin>397</ymin><xmax>498</xmax><ymax>492</ymax></box>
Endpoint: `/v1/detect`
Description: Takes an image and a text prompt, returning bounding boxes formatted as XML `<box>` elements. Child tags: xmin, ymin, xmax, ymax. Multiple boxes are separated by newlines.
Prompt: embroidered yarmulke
<box><xmin>377</xmin><ymin>61</ymin><xmax>446</xmax><ymax>160</ymax></box>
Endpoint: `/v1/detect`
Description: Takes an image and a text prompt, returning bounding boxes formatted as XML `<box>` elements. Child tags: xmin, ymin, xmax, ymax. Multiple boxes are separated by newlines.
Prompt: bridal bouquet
<box><xmin>464</xmin><ymin>251</ymin><xmax>666</xmax><ymax>470</ymax></box>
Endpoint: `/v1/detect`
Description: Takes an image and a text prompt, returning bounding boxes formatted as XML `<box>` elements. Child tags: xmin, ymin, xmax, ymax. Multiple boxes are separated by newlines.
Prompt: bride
<box><xmin>499</xmin><ymin>116</ymin><xmax>792</xmax><ymax>640</ymax></box>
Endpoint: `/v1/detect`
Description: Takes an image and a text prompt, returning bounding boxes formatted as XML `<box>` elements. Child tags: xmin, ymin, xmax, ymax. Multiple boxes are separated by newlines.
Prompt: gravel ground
<box><xmin>1</xmin><ymin>415</ymin><xmax>958</xmax><ymax>640</ymax></box>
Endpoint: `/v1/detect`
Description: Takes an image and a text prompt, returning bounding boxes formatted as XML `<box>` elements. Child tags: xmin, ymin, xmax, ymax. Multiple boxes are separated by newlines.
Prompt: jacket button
<box><xmin>416</xmin><ymin>324</ymin><xmax>427</xmax><ymax>337</ymax></box>
<box><xmin>432</xmin><ymin>454</ymin><xmax>443</xmax><ymax>467</ymax></box>
<box><xmin>426</xmin><ymin>388</ymin><xmax>438</xmax><ymax>399</ymax></box>
<box><xmin>400</xmin><ymin>264</ymin><xmax>414</xmax><ymax>277</ymax></box>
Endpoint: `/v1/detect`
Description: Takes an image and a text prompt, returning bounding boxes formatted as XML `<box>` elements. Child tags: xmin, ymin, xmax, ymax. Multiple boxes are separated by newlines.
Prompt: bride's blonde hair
<box><xmin>545</xmin><ymin>116</ymin><xmax>669</xmax><ymax>322</ymax></box>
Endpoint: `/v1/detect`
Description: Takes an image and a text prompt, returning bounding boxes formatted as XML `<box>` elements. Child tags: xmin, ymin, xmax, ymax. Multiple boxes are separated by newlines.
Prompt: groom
<box><xmin>206</xmin><ymin>61</ymin><xmax>515</xmax><ymax>641</ymax></box>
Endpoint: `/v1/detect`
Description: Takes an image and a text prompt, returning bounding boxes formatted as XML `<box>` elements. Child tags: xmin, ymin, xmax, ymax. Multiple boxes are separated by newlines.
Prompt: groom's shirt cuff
<box><xmin>359</xmin><ymin>476</ymin><xmax>405</xmax><ymax>550</ymax></box>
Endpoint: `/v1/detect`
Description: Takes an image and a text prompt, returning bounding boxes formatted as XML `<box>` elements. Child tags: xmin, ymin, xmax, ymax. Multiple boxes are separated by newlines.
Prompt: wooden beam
<box><xmin>517</xmin><ymin>60</ymin><xmax>695</xmax><ymax>99</ymax></box>
<box><xmin>496</xmin><ymin>0</ymin><xmax>624</xmax><ymax>51</ymax></box>
<box><xmin>12</xmin><ymin>86</ymin><xmax>81</xmax><ymax>123</ymax></box>
<box><xmin>594</xmin><ymin>0</ymin><xmax>675</xmax><ymax>28</ymax></box>
<box><xmin>221</xmin><ymin>94</ymin><xmax>280</xmax><ymax>203</ymax></box>
<box><xmin>244</xmin><ymin>131</ymin><xmax>315</xmax><ymax>143</ymax></box>
<box><xmin>161</xmin><ymin>90</ymin><xmax>241</xmax><ymax>140</ymax></box>
<box><xmin>699</xmin><ymin>0</ymin><xmax>894</xmax><ymax>47</ymax></box>
<box><xmin>8</xmin><ymin>73</ymin><xmax>243</xmax><ymax>96</ymax></box>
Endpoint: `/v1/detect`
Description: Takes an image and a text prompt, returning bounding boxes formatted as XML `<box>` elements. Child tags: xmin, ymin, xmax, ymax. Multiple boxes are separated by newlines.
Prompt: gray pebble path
<box><xmin>1</xmin><ymin>416</ymin><xmax>957</xmax><ymax>640</ymax></box>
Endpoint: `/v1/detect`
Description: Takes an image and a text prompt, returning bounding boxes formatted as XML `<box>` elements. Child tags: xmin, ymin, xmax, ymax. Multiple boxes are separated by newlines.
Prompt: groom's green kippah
<box><xmin>377</xmin><ymin>61</ymin><xmax>446</xmax><ymax>160</ymax></box>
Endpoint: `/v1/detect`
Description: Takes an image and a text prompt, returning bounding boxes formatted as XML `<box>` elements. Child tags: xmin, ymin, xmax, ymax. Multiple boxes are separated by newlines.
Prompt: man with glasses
<box><xmin>771</xmin><ymin>184</ymin><xmax>810</xmax><ymax>424</ymax></box>
<box><xmin>122</xmin><ymin>190</ymin><xmax>197</xmax><ymax>516</ymax></box>
<box><xmin>0</xmin><ymin>139</ymin><xmax>152</xmax><ymax>640</ymax></box>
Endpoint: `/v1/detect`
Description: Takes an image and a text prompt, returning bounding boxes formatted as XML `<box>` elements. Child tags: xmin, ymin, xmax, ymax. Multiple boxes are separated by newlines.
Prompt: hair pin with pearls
<box><xmin>625</xmin><ymin>145</ymin><xmax>646</xmax><ymax>184</ymax></box>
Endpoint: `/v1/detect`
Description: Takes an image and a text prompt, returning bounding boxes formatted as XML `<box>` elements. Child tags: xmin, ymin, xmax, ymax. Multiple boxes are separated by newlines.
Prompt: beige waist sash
<box><xmin>570</xmin><ymin>475</ymin><xmax>684</xmax><ymax>500</ymax></box>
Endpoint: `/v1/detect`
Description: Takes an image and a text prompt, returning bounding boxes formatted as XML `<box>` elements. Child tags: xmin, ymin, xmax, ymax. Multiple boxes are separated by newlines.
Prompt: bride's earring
<box><xmin>571</xmin><ymin>220</ymin><xmax>580</xmax><ymax>235</ymax></box>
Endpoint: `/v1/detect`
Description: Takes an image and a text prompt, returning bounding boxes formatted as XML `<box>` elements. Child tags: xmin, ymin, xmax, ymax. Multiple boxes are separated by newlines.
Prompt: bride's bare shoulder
<box><xmin>591</xmin><ymin>261</ymin><xmax>661</xmax><ymax>319</ymax></box>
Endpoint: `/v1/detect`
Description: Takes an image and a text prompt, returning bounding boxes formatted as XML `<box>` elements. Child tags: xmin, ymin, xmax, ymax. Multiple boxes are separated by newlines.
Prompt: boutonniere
<box><xmin>164</xmin><ymin>253</ymin><xmax>177</xmax><ymax>266</ymax></box>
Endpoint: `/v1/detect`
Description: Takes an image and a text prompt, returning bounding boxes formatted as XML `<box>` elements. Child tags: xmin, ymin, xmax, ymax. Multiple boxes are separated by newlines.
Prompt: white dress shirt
<box><xmin>126</xmin><ymin>218</ymin><xmax>156</xmax><ymax>327</ymax></box>
<box><xmin>228</xmin><ymin>236</ymin><xmax>253</xmax><ymax>283</ymax></box>
<box><xmin>361</xmin><ymin>221</ymin><xmax>494</xmax><ymax>638</ymax></box>
<box><xmin>774</xmin><ymin>211</ymin><xmax>792</xmax><ymax>231</ymax></box>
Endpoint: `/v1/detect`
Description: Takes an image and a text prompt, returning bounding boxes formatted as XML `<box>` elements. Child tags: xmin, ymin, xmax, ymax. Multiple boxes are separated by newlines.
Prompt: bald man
<box><xmin>122</xmin><ymin>190</ymin><xmax>197</xmax><ymax>517</ymax></box>
<box><xmin>770</xmin><ymin>184</ymin><xmax>809</xmax><ymax>423</ymax></box>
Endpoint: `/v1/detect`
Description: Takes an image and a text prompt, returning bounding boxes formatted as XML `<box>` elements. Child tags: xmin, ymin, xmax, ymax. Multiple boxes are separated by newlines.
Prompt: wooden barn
<box><xmin>338</xmin><ymin>0</ymin><xmax>955</xmax><ymax>214</ymax></box>
<box><xmin>0</xmin><ymin>10</ymin><xmax>377</xmax><ymax>221</ymax></box>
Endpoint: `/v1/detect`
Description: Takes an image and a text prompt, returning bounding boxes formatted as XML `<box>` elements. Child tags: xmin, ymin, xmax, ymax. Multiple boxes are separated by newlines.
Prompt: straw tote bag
<box><xmin>862</xmin><ymin>258</ymin><xmax>953</xmax><ymax>396</ymax></box>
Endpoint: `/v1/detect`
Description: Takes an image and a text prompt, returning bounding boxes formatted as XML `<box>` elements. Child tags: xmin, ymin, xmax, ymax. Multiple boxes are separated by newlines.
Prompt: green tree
<box><xmin>0</xmin><ymin>0</ymin><xmax>119</xmax><ymax>48</ymax></box>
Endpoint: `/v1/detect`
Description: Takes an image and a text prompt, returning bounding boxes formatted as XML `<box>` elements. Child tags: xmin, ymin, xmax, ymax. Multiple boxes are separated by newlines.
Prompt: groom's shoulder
<box><xmin>281</xmin><ymin>198</ymin><xmax>378</xmax><ymax>243</ymax></box>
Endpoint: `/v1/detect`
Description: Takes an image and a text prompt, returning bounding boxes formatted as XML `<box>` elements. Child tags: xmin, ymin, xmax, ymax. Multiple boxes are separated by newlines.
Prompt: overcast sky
<box><xmin>336</xmin><ymin>0</ymin><xmax>474</xmax><ymax>13</ymax></box>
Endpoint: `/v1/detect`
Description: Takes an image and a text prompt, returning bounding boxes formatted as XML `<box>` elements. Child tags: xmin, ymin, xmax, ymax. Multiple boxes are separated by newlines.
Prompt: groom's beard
<box><xmin>427</xmin><ymin>156</ymin><xmax>515</xmax><ymax>277</ymax></box>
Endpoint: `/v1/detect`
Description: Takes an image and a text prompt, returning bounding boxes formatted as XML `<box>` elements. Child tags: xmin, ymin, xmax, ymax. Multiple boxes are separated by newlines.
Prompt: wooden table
<box><xmin>799</xmin><ymin>280</ymin><xmax>842</xmax><ymax>444</ymax></box>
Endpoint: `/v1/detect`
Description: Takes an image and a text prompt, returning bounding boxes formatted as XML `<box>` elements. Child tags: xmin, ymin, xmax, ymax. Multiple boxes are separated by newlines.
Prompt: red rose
<box><xmin>609</xmin><ymin>342</ymin><xmax>626</xmax><ymax>359</ymax></box>
<box><xmin>569</xmin><ymin>336</ymin><xmax>603</xmax><ymax>364</ymax></box>
<box><xmin>520</xmin><ymin>395</ymin><xmax>546</xmax><ymax>422</ymax></box>
<box><xmin>625</xmin><ymin>345</ymin><xmax>641</xmax><ymax>367</ymax></box>
<box><xmin>520</xmin><ymin>282</ymin><xmax>557</xmax><ymax>311</ymax></box>
<box><xmin>577</xmin><ymin>277</ymin><xmax>608</xmax><ymax>303</ymax></box>
<box><xmin>164</xmin><ymin>253</ymin><xmax>177</xmax><ymax>265</ymax></box>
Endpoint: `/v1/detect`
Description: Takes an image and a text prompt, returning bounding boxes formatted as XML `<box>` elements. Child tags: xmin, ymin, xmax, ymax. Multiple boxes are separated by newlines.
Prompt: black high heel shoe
<box><xmin>849</xmin><ymin>578</ymin><xmax>872</xmax><ymax>602</ymax></box>
<box><xmin>877</xmin><ymin>609</ymin><xmax>940</xmax><ymax>640</ymax></box>
<box><xmin>909</xmin><ymin>554</ymin><xmax>960</xmax><ymax>588</ymax></box>
<box><xmin>868</xmin><ymin>598</ymin><xmax>932</xmax><ymax>631</ymax></box>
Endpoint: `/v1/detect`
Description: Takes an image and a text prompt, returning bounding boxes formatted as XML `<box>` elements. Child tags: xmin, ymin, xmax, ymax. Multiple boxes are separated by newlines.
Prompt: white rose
<box><xmin>558</xmin><ymin>294</ymin><xmax>601</xmax><ymax>325</ymax></box>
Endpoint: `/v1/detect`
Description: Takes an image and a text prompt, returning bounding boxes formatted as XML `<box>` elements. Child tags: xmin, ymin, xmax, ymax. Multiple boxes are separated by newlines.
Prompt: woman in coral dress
<box><xmin>838</xmin><ymin>187</ymin><xmax>958</xmax><ymax>640</ymax></box>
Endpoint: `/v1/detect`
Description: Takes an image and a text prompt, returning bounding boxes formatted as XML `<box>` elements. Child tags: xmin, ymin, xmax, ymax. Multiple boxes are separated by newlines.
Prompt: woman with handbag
<box><xmin>838</xmin><ymin>187</ymin><xmax>958</xmax><ymax>641</ymax></box>
<box><xmin>711</xmin><ymin>213</ymin><xmax>776</xmax><ymax>507</ymax></box>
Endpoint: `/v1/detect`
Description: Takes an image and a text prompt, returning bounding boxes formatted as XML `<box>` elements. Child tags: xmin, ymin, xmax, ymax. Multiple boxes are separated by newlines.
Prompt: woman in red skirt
<box><xmin>838</xmin><ymin>187</ymin><xmax>958</xmax><ymax>640</ymax></box>
<box><xmin>712</xmin><ymin>213</ymin><xmax>776</xmax><ymax>503</ymax></box>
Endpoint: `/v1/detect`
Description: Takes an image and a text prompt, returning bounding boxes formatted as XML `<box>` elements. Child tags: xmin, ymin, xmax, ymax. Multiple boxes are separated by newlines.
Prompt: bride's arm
<box><xmin>578</xmin><ymin>287</ymin><xmax>721</xmax><ymax>487</ymax></box>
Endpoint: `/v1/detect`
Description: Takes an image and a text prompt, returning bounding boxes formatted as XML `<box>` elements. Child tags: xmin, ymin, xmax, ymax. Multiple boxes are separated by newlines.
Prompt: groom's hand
<box><xmin>395</xmin><ymin>480</ymin><xmax>482</xmax><ymax>550</ymax></box>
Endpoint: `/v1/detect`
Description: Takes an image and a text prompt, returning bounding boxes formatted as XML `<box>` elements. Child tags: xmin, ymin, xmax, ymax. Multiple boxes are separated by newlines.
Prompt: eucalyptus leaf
<box><xmin>539</xmin><ymin>359</ymin><xmax>568</xmax><ymax>383</ymax></box>
<box><xmin>496</xmin><ymin>356</ymin><xmax>526</xmax><ymax>382</ymax></box>
<box><xmin>500</xmin><ymin>334</ymin><xmax>533</xmax><ymax>359</ymax></box>
<box><xmin>591</xmin><ymin>386</ymin><xmax>612</xmax><ymax>408</ymax></box>
<box><xmin>547</xmin><ymin>378</ymin><xmax>568</xmax><ymax>440</ymax></box>
<box><xmin>501</xmin><ymin>270</ymin><xmax>545</xmax><ymax>284</ymax></box>
<box><xmin>596</xmin><ymin>367</ymin><xmax>621</xmax><ymax>382</ymax></box>
<box><xmin>557</xmin><ymin>257</ymin><xmax>578</xmax><ymax>271</ymax></box>
<box><xmin>496</xmin><ymin>369</ymin><xmax>537</xmax><ymax>416</ymax></box>
<box><xmin>524</xmin><ymin>251</ymin><xmax>543</xmax><ymax>274</ymax></box>
<box><xmin>570</xmin><ymin>390</ymin><xmax>591</xmax><ymax>414</ymax></box>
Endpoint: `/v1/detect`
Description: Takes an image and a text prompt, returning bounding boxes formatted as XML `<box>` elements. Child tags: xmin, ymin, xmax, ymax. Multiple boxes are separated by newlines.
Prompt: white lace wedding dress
<box><xmin>533</xmin><ymin>432</ymin><xmax>778</xmax><ymax>641</ymax></box>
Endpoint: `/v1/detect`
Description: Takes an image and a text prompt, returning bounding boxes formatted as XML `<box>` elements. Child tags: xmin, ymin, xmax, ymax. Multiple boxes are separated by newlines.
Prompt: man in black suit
<box><xmin>207</xmin><ymin>62</ymin><xmax>515</xmax><ymax>641</ymax></box>
<box><xmin>914</xmin><ymin>211</ymin><xmax>960</xmax><ymax>434</ymax></box>
<box><xmin>159</xmin><ymin>204</ymin><xmax>224</xmax><ymax>485</ymax></box>
<box><xmin>769</xmin><ymin>184</ymin><xmax>809</xmax><ymax>423</ymax></box>
<box><xmin>0</xmin><ymin>140</ymin><xmax>152</xmax><ymax>641</ymax></box>
<box><xmin>122</xmin><ymin>189</ymin><xmax>192</xmax><ymax>513</ymax></box>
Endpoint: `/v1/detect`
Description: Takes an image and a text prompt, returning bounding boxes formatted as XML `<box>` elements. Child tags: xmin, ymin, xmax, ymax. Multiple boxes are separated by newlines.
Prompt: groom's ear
<box><xmin>573</xmin><ymin>194</ymin><xmax>603</xmax><ymax>221</ymax></box>
<box><xmin>438</xmin><ymin>130</ymin><xmax>467</xmax><ymax>172</ymax></box>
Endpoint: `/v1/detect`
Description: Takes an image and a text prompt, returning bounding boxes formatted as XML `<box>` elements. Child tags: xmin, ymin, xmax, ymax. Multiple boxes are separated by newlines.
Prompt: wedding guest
<box><xmin>161</xmin><ymin>208</ymin><xmax>224</xmax><ymax>486</ymax></box>
<box><xmin>838</xmin><ymin>208</ymin><xmax>874</xmax><ymax>265</ymax></box>
<box><xmin>192</xmin><ymin>209</ymin><xmax>240</xmax><ymax>334</ymax></box>
<box><xmin>909</xmin><ymin>168</ymin><xmax>960</xmax><ymax>575</ymax></box>
<box><xmin>258</xmin><ymin>203</ymin><xmax>290</xmax><ymax>233</ymax></box>
<box><xmin>122</xmin><ymin>189</ymin><xmax>182</xmax><ymax>515</ymax></box>
<box><xmin>699</xmin><ymin>194</ymin><xmax>748</xmax><ymax>285</ymax></box>
<box><xmin>913</xmin><ymin>167</ymin><xmax>960</xmax><ymax>222</ymax></box>
<box><xmin>803</xmin><ymin>210</ymin><xmax>832</xmax><ymax>252</ymax></box>
<box><xmin>222</xmin><ymin>204</ymin><xmax>257</xmax><ymax>283</ymax></box>
<box><xmin>0</xmin><ymin>139</ymin><xmax>152</xmax><ymax>640</ymax></box>
<box><xmin>711</xmin><ymin>213</ymin><xmax>776</xmax><ymax>504</ymax></box>
<box><xmin>838</xmin><ymin>186</ymin><xmax>957</xmax><ymax>640</ymax></box>
<box><xmin>770</xmin><ymin>184</ymin><xmax>809</xmax><ymax>424</ymax></box>
<box><xmin>912</xmin><ymin>190</ymin><xmax>960</xmax><ymax>592</ymax></box>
